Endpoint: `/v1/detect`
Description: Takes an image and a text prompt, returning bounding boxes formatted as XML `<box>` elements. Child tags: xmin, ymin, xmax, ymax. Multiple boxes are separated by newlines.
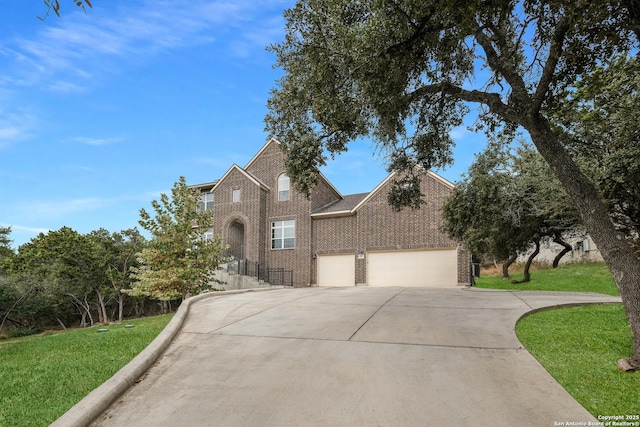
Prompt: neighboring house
<box><xmin>518</xmin><ymin>234</ymin><xmax>603</xmax><ymax>265</ymax></box>
<box><xmin>192</xmin><ymin>139</ymin><xmax>471</xmax><ymax>287</ymax></box>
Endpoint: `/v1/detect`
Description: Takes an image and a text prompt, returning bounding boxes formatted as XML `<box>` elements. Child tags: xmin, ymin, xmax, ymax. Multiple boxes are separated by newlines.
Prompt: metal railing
<box><xmin>225</xmin><ymin>258</ymin><xmax>294</xmax><ymax>287</ymax></box>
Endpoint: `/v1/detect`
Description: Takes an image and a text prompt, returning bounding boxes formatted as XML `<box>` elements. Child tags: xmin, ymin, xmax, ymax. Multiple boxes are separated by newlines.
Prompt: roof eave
<box><xmin>310</xmin><ymin>210</ymin><xmax>355</xmax><ymax>218</ymax></box>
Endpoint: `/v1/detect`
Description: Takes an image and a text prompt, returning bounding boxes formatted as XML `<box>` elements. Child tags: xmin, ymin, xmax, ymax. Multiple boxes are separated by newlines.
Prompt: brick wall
<box><xmin>310</xmin><ymin>170</ymin><xmax>470</xmax><ymax>285</ymax></box>
<box><xmin>357</xmin><ymin>173</ymin><xmax>457</xmax><ymax>251</ymax></box>
<box><xmin>457</xmin><ymin>248</ymin><xmax>472</xmax><ymax>285</ymax></box>
<box><xmin>245</xmin><ymin>140</ymin><xmax>317</xmax><ymax>286</ymax></box>
<box><xmin>211</xmin><ymin>167</ymin><xmax>265</xmax><ymax>264</ymax></box>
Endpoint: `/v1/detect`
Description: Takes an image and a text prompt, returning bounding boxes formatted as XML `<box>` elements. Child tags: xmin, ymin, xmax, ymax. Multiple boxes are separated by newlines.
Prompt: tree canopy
<box><xmin>0</xmin><ymin>226</ymin><xmax>155</xmax><ymax>335</ymax></box>
<box><xmin>554</xmin><ymin>55</ymin><xmax>640</xmax><ymax>254</ymax></box>
<box><xmin>0</xmin><ymin>226</ymin><xmax>13</xmax><ymax>271</ymax></box>
<box><xmin>266</xmin><ymin>0</ymin><xmax>640</xmax><ymax>369</ymax></box>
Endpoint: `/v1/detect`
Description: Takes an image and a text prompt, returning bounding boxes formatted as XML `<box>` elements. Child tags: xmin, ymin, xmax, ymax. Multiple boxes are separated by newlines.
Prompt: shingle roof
<box><xmin>311</xmin><ymin>192</ymin><xmax>369</xmax><ymax>215</ymax></box>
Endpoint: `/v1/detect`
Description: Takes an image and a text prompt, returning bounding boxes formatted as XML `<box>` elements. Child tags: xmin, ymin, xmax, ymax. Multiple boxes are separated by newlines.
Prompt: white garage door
<box><xmin>367</xmin><ymin>249</ymin><xmax>458</xmax><ymax>287</ymax></box>
<box><xmin>317</xmin><ymin>254</ymin><xmax>355</xmax><ymax>287</ymax></box>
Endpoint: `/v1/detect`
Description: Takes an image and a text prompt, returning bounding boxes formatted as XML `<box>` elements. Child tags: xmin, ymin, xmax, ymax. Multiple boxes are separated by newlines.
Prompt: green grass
<box><xmin>517</xmin><ymin>305</ymin><xmax>638</xmax><ymax>417</ymax></box>
<box><xmin>475</xmin><ymin>262</ymin><xmax>619</xmax><ymax>295</ymax></box>
<box><xmin>0</xmin><ymin>314</ymin><xmax>173</xmax><ymax>427</ymax></box>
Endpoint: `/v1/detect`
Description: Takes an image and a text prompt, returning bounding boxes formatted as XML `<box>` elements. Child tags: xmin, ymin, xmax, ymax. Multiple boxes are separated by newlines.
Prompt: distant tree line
<box><xmin>0</xmin><ymin>177</ymin><xmax>226</xmax><ymax>337</ymax></box>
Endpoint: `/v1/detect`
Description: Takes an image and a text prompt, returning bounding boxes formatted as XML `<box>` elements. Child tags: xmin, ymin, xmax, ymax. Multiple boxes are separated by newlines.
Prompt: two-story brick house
<box><xmin>193</xmin><ymin>139</ymin><xmax>470</xmax><ymax>287</ymax></box>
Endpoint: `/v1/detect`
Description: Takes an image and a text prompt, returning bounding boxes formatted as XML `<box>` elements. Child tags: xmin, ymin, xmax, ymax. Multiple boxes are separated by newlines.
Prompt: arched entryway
<box><xmin>227</xmin><ymin>218</ymin><xmax>245</xmax><ymax>260</ymax></box>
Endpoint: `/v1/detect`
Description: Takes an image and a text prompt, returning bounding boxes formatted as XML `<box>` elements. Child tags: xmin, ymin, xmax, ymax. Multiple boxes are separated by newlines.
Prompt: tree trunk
<box><xmin>56</xmin><ymin>317</ymin><xmax>67</xmax><ymax>329</ymax></box>
<box><xmin>118</xmin><ymin>294</ymin><xmax>124</xmax><ymax>323</ymax></box>
<box><xmin>502</xmin><ymin>253</ymin><xmax>517</xmax><ymax>279</ymax></box>
<box><xmin>518</xmin><ymin>238</ymin><xmax>540</xmax><ymax>283</ymax></box>
<box><xmin>95</xmin><ymin>289</ymin><xmax>108</xmax><ymax>324</ymax></box>
<box><xmin>552</xmin><ymin>234</ymin><xmax>573</xmax><ymax>268</ymax></box>
<box><xmin>525</xmin><ymin>113</ymin><xmax>640</xmax><ymax>370</ymax></box>
<box><xmin>68</xmin><ymin>294</ymin><xmax>94</xmax><ymax>327</ymax></box>
<box><xmin>0</xmin><ymin>293</ymin><xmax>28</xmax><ymax>334</ymax></box>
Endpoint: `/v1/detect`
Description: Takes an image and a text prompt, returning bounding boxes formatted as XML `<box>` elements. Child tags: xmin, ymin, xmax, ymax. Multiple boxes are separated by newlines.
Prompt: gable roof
<box><xmin>189</xmin><ymin>181</ymin><xmax>218</xmax><ymax>192</ymax></box>
<box><xmin>190</xmin><ymin>139</ymin><xmax>454</xmax><ymax>213</ymax></box>
<box><xmin>216</xmin><ymin>164</ymin><xmax>270</xmax><ymax>191</ymax></box>
<box><xmin>245</xmin><ymin>137</ymin><xmax>280</xmax><ymax>170</ymax></box>
<box><xmin>311</xmin><ymin>193</ymin><xmax>369</xmax><ymax>217</ymax></box>
<box><xmin>311</xmin><ymin>168</ymin><xmax>454</xmax><ymax>218</ymax></box>
<box><xmin>246</xmin><ymin>137</ymin><xmax>343</xmax><ymax>200</ymax></box>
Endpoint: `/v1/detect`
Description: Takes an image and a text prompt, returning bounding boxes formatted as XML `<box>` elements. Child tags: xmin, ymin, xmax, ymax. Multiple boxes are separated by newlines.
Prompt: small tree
<box><xmin>443</xmin><ymin>143</ymin><xmax>581</xmax><ymax>281</ymax></box>
<box><xmin>442</xmin><ymin>147</ymin><xmax>526</xmax><ymax>279</ymax></box>
<box><xmin>129</xmin><ymin>177</ymin><xmax>225</xmax><ymax>301</ymax></box>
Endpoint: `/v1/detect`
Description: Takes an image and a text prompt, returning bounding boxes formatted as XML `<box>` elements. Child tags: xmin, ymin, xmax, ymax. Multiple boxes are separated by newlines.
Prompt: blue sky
<box><xmin>0</xmin><ymin>0</ymin><xmax>486</xmax><ymax>249</ymax></box>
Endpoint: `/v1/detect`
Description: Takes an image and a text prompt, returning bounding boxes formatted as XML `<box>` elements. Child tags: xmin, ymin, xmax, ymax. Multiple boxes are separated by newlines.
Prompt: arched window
<box><xmin>278</xmin><ymin>173</ymin><xmax>290</xmax><ymax>201</ymax></box>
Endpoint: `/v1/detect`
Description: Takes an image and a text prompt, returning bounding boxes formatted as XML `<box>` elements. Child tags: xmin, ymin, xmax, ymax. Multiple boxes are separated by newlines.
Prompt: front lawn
<box><xmin>474</xmin><ymin>262</ymin><xmax>619</xmax><ymax>295</ymax></box>
<box><xmin>517</xmin><ymin>305</ymin><xmax>637</xmax><ymax>417</ymax></box>
<box><xmin>0</xmin><ymin>314</ymin><xmax>173</xmax><ymax>427</ymax></box>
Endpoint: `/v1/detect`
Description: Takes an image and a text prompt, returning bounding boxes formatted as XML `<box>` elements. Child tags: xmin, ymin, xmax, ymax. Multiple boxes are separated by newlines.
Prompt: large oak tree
<box><xmin>265</xmin><ymin>0</ymin><xmax>640</xmax><ymax>369</ymax></box>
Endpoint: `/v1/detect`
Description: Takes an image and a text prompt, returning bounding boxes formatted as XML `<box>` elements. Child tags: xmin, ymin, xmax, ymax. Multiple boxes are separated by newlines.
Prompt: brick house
<box><xmin>192</xmin><ymin>139</ymin><xmax>471</xmax><ymax>287</ymax></box>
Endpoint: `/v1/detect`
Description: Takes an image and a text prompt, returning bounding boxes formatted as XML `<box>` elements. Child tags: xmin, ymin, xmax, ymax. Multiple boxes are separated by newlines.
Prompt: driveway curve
<box><xmin>87</xmin><ymin>287</ymin><xmax>620</xmax><ymax>427</ymax></box>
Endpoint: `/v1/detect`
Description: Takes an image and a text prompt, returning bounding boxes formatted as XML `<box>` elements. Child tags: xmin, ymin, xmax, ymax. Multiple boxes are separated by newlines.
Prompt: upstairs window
<box><xmin>232</xmin><ymin>189</ymin><xmax>241</xmax><ymax>203</ymax></box>
<box><xmin>271</xmin><ymin>220</ymin><xmax>295</xmax><ymax>249</ymax></box>
<box><xmin>198</xmin><ymin>193</ymin><xmax>214</xmax><ymax>211</ymax></box>
<box><xmin>278</xmin><ymin>173</ymin><xmax>290</xmax><ymax>201</ymax></box>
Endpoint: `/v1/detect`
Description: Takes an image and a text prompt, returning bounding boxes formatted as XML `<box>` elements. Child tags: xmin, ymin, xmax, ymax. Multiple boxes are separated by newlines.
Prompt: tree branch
<box><xmin>532</xmin><ymin>15</ymin><xmax>569</xmax><ymax>112</ymax></box>
<box><xmin>474</xmin><ymin>24</ymin><xmax>529</xmax><ymax>100</ymax></box>
<box><xmin>383</xmin><ymin>6</ymin><xmax>443</xmax><ymax>58</ymax></box>
<box><xmin>408</xmin><ymin>82</ymin><xmax>519</xmax><ymax>122</ymax></box>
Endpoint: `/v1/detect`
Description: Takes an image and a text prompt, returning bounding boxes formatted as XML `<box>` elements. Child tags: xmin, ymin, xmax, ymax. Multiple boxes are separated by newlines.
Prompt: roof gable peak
<box><xmin>216</xmin><ymin>163</ymin><xmax>270</xmax><ymax>191</ymax></box>
<box><xmin>244</xmin><ymin>138</ymin><xmax>281</xmax><ymax>170</ymax></box>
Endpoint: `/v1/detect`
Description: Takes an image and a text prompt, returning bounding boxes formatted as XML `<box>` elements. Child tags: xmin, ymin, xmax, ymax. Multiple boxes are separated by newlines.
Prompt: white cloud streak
<box><xmin>2</xmin><ymin>0</ymin><xmax>288</xmax><ymax>89</ymax></box>
<box><xmin>0</xmin><ymin>110</ymin><xmax>35</xmax><ymax>149</ymax></box>
<box><xmin>69</xmin><ymin>136</ymin><xmax>124</xmax><ymax>146</ymax></box>
<box><xmin>0</xmin><ymin>223</ymin><xmax>50</xmax><ymax>235</ymax></box>
<box><xmin>2</xmin><ymin>192</ymin><xmax>157</xmax><ymax>224</ymax></box>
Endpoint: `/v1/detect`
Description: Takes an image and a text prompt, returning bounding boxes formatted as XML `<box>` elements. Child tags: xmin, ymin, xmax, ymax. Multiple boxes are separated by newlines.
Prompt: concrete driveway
<box><xmin>87</xmin><ymin>287</ymin><xmax>620</xmax><ymax>427</ymax></box>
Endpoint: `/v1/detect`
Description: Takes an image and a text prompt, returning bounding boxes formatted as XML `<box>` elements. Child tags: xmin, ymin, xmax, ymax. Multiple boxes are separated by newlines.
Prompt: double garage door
<box><xmin>317</xmin><ymin>249</ymin><xmax>458</xmax><ymax>287</ymax></box>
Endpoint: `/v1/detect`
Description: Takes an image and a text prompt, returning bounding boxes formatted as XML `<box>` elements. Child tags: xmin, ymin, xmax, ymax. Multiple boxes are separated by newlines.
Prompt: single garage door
<box><xmin>317</xmin><ymin>254</ymin><xmax>355</xmax><ymax>286</ymax></box>
<box><xmin>367</xmin><ymin>249</ymin><xmax>457</xmax><ymax>287</ymax></box>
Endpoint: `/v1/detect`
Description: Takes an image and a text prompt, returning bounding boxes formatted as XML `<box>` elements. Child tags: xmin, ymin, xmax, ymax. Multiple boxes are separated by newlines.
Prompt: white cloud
<box><xmin>69</xmin><ymin>136</ymin><xmax>123</xmax><ymax>146</ymax></box>
<box><xmin>28</xmin><ymin>198</ymin><xmax>105</xmax><ymax>219</ymax></box>
<box><xmin>48</xmin><ymin>80</ymin><xmax>87</xmax><ymax>93</ymax></box>
<box><xmin>3</xmin><ymin>192</ymin><xmax>155</xmax><ymax>226</ymax></box>
<box><xmin>1</xmin><ymin>224</ymin><xmax>50</xmax><ymax>235</ymax></box>
<box><xmin>449</xmin><ymin>125</ymin><xmax>472</xmax><ymax>141</ymax></box>
<box><xmin>0</xmin><ymin>110</ymin><xmax>35</xmax><ymax>149</ymax></box>
<box><xmin>1</xmin><ymin>0</ymin><xmax>288</xmax><ymax>90</ymax></box>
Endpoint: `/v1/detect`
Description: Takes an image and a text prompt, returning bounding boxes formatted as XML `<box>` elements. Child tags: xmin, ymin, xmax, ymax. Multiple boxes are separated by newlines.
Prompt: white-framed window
<box><xmin>198</xmin><ymin>193</ymin><xmax>214</xmax><ymax>211</ymax></box>
<box><xmin>232</xmin><ymin>189</ymin><xmax>241</xmax><ymax>203</ymax></box>
<box><xmin>203</xmin><ymin>228</ymin><xmax>214</xmax><ymax>241</ymax></box>
<box><xmin>278</xmin><ymin>173</ymin><xmax>290</xmax><ymax>201</ymax></box>
<box><xmin>271</xmin><ymin>220</ymin><xmax>295</xmax><ymax>249</ymax></box>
